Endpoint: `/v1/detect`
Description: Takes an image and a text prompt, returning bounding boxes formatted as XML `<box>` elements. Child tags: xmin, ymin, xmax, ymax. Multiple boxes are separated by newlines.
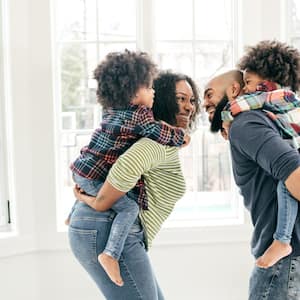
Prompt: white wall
<box><xmin>0</xmin><ymin>0</ymin><xmax>286</xmax><ymax>299</ymax></box>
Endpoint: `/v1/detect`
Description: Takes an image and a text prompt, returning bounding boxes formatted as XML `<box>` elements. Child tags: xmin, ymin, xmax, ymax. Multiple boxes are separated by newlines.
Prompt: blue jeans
<box><xmin>68</xmin><ymin>201</ymin><xmax>164</xmax><ymax>300</ymax></box>
<box><xmin>249</xmin><ymin>255</ymin><xmax>300</xmax><ymax>299</ymax></box>
<box><xmin>273</xmin><ymin>181</ymin><xmax>298</xmax><ymax>243</ymax></box>
<box><xmin>71</xmin><ymin>173</ymin><xmax>139</xmax><ymax>260</ymax></box>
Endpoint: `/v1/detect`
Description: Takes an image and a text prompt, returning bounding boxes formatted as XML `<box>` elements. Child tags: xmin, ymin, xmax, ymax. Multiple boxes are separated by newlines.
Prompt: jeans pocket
<box><xmin>68</xmin><ymin>226</ymin><xmax>98</xmax><ymax>265</ymax></box>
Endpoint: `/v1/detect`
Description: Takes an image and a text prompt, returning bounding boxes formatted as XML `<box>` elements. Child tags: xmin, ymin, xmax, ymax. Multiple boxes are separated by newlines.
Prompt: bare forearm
<box><xmin>285</xmin><ymin>166</ymin><xmax>300</xmax><ymax>201</ymax></box>
<box><xmin>94</xmin><ymin>180</ymin><xmax>126</xmax><ymax>211</ymax></box>
<box><xmin>73</xmin><ymin>180</ymin><xmax>127</xmax><ymax>211</ymax></box>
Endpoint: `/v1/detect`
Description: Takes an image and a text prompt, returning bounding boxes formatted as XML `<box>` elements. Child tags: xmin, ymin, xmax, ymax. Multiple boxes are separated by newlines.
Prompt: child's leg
<box><xmin>99</xmin><ymin>196</ymin><xmax>139</xmax><ymax>286</ymax></box>
<box><xmin>104</xmin><ymin>196</ymin><xmax>139</xmax><ymax>259</ymax></box>
<box><xmin>256</xmin><ymin>181</ymin><xmax>297</xmax><ymax>268</ymax></box>
<box><xmin>65</xmin><ymin>173</ymin><xmax>103</xmax><ymax>224</ymax></box>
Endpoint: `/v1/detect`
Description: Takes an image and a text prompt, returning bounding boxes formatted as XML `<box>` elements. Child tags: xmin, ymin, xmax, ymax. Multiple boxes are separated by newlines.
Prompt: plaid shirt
<box><xmin>222</xmin><ymin>82</ymin><xmax>300</xmax><ymax>148</ymax></box>
<box><xmin>70</xmin><ymin>104</ymin><xmax>185</xmax><ymax>209</ymax></box>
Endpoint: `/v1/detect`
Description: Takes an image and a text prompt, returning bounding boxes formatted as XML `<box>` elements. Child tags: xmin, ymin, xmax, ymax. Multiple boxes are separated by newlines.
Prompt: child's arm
<box><xmin>136</xmin><ymin>106</ymin><xmax>187</xmax><ymax>147</ymax></box>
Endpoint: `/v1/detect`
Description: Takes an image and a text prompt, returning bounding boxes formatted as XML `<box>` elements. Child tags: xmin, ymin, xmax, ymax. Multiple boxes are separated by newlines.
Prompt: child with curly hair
<box><xmin>68</xmin><ymin>50</ymin><xmax>189</xmax><ymax>286</ymax></box>
<box><xmin>222</xmin><ymin>40</ymin><xmax>300</xmax><ymax>268</ymax></box>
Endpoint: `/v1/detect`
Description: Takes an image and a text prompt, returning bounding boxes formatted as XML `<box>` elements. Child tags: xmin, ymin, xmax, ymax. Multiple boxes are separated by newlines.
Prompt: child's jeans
<box><xmin>70</xmin><ymin>173</ymin><xmax>139</xmax><ymax>260</ymax></box>
<box><xmin>273</xmin><ymin>180</ymin><xmax>298</xmax><ymax>243</ymax></box>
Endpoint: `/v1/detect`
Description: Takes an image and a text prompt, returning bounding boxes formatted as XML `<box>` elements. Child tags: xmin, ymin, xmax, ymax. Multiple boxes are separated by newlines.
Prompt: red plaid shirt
<box><xmin>71</xmin><ymin>104</ymin><xmax>185</xmax><ymax>209</ymax></box>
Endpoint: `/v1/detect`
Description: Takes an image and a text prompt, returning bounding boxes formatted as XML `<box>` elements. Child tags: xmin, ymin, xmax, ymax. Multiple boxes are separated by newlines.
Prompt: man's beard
<box><xmin>210</xmin><ymin>95</ymin><xmax>229</xmax><ymax>132</ymax></box>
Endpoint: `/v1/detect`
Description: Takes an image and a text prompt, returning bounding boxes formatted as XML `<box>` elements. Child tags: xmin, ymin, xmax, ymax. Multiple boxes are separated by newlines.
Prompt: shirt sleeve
<box><xmin>107</xmin><ymin>138</ymin><xmax>166</xmax><ymax>192</ymax></box>
<box><xmin>134</xmin><ymin>106</ymin><xmax>185</xmax><ymax>147</ymax></box>
<box><xmin>229</xmin><ymin>111</ymin><xmax>300</xmax><ymax>182</ymax></box>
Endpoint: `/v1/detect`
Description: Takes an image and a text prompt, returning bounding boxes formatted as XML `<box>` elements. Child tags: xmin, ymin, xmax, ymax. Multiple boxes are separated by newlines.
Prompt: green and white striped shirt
<box><xmin>107</xmin><ymin>138</ymin><xmax>186</xmax><ymax>248</ymax></box>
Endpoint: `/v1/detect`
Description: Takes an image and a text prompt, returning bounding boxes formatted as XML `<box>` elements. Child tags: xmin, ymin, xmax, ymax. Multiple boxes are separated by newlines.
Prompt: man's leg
<box><xmin>249</xmin><ymin>255</ymin><xmax>300</xmax><ymax>300</ymax></box>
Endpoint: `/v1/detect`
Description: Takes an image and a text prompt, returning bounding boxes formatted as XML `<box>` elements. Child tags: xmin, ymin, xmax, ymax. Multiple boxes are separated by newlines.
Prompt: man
<box><xmin>204</xmin><ymin>70</ymin><xmax>300</xmax><ymax>300</ymax></box>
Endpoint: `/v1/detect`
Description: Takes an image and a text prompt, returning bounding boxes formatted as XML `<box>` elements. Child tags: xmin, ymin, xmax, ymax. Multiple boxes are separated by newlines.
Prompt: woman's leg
<box><xmin>68</xmin><ymin>202</ymin><xmax>164</xmax><ymax>300</ymax></box>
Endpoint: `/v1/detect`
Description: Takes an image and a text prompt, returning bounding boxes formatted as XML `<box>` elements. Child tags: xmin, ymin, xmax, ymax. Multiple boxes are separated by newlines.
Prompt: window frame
<box><xmin>0</xmin><ymin>0</ymin><xmax>12</xmax><ymax>232</ymax></box>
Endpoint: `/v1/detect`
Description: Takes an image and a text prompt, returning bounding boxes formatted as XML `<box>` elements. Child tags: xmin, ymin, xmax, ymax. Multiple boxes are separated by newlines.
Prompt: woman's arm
<box><xmin>73</xmin><ymin>181</ymin><xmax>126</xmax><ymax>211</ymax></box>
<box><xmin>74</xmin><ymin>138</ymin><xmax>165</xmax><ymax>211</ymax></box>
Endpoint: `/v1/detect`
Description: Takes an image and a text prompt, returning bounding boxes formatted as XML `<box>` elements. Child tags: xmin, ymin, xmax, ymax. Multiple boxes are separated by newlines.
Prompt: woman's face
<box><xmin>175</xmin><ymin>80</ymin><xmax>196</xmax><ymax>129</ymax></box>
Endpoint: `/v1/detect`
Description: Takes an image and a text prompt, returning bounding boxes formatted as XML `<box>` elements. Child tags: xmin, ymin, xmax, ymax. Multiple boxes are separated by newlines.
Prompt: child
<box><xmin>222</xmin><ymin>40</ymin><xmax>300</xmax><ymax>268</ymax></box>
<box><xmin>68</xmin><ymin>50</ymin><xmax>189</xmax><ymax>286</ymax></box>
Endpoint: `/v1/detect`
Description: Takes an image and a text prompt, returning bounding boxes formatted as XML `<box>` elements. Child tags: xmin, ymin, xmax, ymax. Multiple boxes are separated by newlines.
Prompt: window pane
<box><xmin>98</xmin><ymin>0</ymin><xmax>136</xmax><ymax>41</ymax></box>
<box><xmin>98</xmin><ymin>43</ymin><xmax>136</xmax><ymax>60</ymax></box>
<box><xmin>291</xmin><ymin>0</ymin><xmax>300</xmax><ymax>34</ymax></box>
<box><xmin>59</xmin><ymin>43</ymin><xmax>97</xmax><ymax>130</ymax></box>
<box><xmin>195</xmin><ymin>0</ymin><xmax>233</xmax><ymax>40</ymax></box>
<box><xmin>195</xmin><ymin>40</ymin><xmax>233</xmax><ymax>84</ymax></box>
<box><xmin>154</xmin><ymin>0</ymin><xmax>193</xmax><ymax>40</ymax></box>
<box><xmin>56</xmin><ymin>0</ymin><xmax>97</xmax><ymax>41</ymax></box>
<box><xmin>156</xmin><ymin>42</ymin><xmax>193</xmax><ymax>75</ymax></box>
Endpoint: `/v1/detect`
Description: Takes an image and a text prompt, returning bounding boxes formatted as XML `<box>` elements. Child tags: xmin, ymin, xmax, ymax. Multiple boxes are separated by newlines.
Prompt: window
<box><xmin>0</xmin><ymin>0</ymin><xmax>11</xmax><ymax>230</ymax></box>
<box><xmin>53</xmin><ymin>0</ymin><xmax>242</xmax><ymax>229</ymax></box>
<box><xmin>289</xmin><ymin>0</ymin><xmax>300</xmax><ymax>48</ymax></box>
<box><xmin>152</xmin><ymin>0</ymin><xmax>242</xmax><ymax>226</ymax></box>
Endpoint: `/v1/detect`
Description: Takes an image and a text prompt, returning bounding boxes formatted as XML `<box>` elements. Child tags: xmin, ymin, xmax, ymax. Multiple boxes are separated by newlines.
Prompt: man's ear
<box><xmin>231</xmin><ymin>81</ymin><xmax>242</xmax><ymax>97</ymax></box>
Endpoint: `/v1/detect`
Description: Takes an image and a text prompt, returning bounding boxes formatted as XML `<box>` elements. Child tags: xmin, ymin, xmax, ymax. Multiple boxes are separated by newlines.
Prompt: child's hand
<box><xmin>220</xmin><ymin>121</ymin><xmax>230</xmax><ymax>140</ymax></box>
<box><xmin>182</xmin><ymin>134</ymin><xmax>191</xmax><ymax>147</ymax></box>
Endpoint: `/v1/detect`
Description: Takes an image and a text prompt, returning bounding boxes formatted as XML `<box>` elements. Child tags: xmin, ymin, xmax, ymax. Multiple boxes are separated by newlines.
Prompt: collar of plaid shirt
<box><xmin>221</xmin><ymin>82</ymin><xmax>300</xmax><ymax>148</ymax></box>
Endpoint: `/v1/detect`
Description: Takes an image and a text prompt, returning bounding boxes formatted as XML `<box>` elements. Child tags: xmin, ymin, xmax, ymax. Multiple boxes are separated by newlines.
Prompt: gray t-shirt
<box><xmin>229</xmin><ymin>110</ymin><xmax>300</xmax><ymax>258</ymax></box>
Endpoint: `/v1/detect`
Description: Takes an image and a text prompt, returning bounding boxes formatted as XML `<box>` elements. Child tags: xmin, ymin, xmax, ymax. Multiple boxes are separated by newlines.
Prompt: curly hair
<box><xmin>94</xmin><ymin>50</ymin><xmax>158</xmax><ymax>109</ymax></box>
<box><xmin>152</xmin><ymin>71</ymin><xmax>200</xmax><ymax>130</ymax></box>
<box><xmin>237</xmin><ymin>40</ymin><xmax>300</xmax><ymax>92</ymax></box>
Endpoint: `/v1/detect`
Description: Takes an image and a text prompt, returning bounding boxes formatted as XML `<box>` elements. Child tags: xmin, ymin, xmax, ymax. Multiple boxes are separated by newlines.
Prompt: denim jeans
<box><xmin>249</xmin><ymin>255</ymin><xmax>300</xmax><ymax>299</ymax></box>
<box><xmin>273</xmin><ymin>181</ymin><xmax>298</xmax><ymax>243</ymax></box>
<box><xmin>68</xmin><ymin>201</ymin><xmax>164</xmax><ymax>300</ymax></box>
<box><xmin>71</xmin><ymin>173</ymin><xmax>139</xmax><ymax>260</ymax></box>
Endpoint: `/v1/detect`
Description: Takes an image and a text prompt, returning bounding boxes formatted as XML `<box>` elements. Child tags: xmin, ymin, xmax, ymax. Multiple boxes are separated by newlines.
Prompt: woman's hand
<box><xmin>72</xmin><ymin>181</ymin><xmax>126</xmax><ymax>212</ymax></box>
<box><xmin>73</xmin><ymin>184</ymin><xmax>89</xmax><ymax>202</ymax></box>
<box><xmin>73</xmin><ymin>184</ymin><xmax>99</xmax><ymax>209</ymax></box>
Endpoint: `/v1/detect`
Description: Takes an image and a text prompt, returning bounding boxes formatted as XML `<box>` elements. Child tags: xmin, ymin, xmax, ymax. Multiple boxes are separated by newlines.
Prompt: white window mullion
<box><xmin>136</xmin><ymin>0</ymin><xmax>156</xmax><ymax>53</ymax></box>
<box><xmin>0</xmin><ymin>0</ymin><xmax>12</xmax><ymax>231</ymax></box>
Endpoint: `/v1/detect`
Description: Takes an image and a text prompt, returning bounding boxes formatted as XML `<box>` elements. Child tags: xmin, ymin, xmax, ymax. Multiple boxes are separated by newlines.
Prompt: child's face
<box><xmin>243</xmin><ymin>70</ymin><xmax>265</xmax><ymax>93</ymax></box>
<box><xmin>132</xmin><ymin>83</ymin><xmax>155</xmax><ymax>108</ymax></box>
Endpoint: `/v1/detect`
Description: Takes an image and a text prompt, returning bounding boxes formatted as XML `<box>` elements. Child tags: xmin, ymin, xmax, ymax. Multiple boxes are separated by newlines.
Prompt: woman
<box><xmin>68</xmin><ymin>71</ymin><xmax>200</xmax><ymax>300</ymax></box>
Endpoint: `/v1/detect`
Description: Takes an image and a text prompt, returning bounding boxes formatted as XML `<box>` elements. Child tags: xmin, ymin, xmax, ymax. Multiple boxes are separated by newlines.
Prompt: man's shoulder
<box><xmin>232</xmin><ymin>110</ymin><xmax>270</xmax><ymax>124</ymax></box>
<box><xmin>229</xmin><ymin>110</ymin><xmax>277</xmax><ymax>146</ymax></box>
<box><xmin>231</xmin><ymin>110</ymin><xmax>274</xmax><ymax>133</ymax></box>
